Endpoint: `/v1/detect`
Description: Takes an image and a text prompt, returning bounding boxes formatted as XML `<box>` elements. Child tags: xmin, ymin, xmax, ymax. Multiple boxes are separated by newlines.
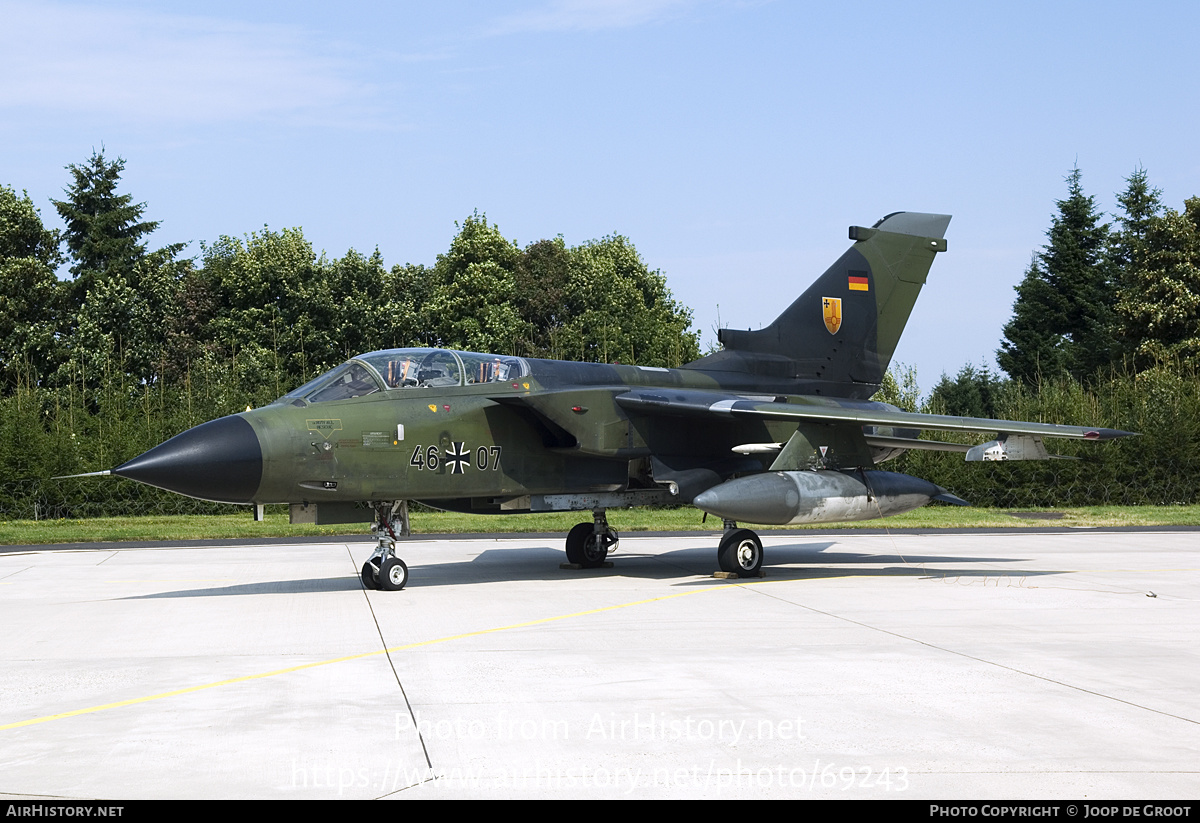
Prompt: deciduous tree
<box><xmin>0</xmin><ymin>185</ymin><xmax>65</xmax><ymax>389</ymax></box>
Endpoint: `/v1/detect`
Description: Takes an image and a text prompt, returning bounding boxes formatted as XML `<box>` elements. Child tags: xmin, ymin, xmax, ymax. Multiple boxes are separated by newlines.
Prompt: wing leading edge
<box><xmin>614</xmin><ymin>389</ymin><xmax>1136</xmax><ymax>442</ymax></box>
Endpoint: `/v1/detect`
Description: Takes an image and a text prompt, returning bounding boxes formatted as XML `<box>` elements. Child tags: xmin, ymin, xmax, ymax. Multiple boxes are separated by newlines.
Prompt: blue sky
<box><xmin>3</xmin><ymin>0</ymin><xmax>1198</xmax><ymax>393</ymax></box>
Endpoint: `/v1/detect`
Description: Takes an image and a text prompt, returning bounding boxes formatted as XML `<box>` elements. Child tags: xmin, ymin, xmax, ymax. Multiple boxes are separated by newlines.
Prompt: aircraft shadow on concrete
<box><xmin>122</xmin><ymin>576</ymin><xmax>363</xmax><ymax>598</ymax></box>
<box><xmin>120</xmin><ymin>538</ymin><xmax>1048</xmax><ymax>598</ymax></box>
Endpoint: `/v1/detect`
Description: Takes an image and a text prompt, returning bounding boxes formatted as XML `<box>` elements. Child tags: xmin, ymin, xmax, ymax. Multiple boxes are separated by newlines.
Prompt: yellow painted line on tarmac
<box><xmin>1</xmin><ymin>576</ymin><xmax>801</xmax><ymax>732</ymax></box>
<box><xmin>0</xmin><ymin>648</ymin><xmax>389</xmax><ymax>731</ymax></box>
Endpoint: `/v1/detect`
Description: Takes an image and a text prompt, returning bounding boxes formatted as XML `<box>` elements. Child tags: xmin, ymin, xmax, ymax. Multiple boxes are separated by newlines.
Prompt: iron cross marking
<box><xmin>445</xmin><ymin>442</ymin><xmax>470</xmax><ymax>474</ymax></box>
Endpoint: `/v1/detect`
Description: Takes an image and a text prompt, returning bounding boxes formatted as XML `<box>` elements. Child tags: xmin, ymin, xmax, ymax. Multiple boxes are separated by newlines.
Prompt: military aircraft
<box><xmin>103</xmin><ymin>211</ymin><xmax>1133</xmax><ymax>590</ymax></box>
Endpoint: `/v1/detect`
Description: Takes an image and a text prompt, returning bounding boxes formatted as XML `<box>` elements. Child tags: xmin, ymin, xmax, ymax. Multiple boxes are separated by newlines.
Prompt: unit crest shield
<box><xmin>822</xmin><ymin>297</ymin><xmax>842</xmax><ymax>335</ymax></box>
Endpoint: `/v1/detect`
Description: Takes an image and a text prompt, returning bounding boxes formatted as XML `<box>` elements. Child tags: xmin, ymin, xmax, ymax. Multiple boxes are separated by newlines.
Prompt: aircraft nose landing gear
<box><xmin>363</xmin><ymin>501</ymin><xmax>411</xmax><ymax>591</ymax></box>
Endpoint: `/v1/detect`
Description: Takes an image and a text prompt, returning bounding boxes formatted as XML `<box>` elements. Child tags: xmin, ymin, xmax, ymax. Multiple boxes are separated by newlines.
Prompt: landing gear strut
<box><xmin>362</xmin><ymin>500</ymin><xmax>410</xmax><ymax>591</ymax></box>
<box><xmin>565</xmin><ymin>510</ymin><xmax>618</xmax><ymax>568</ymax></box>
<box><xmin>717</xmin><ymin>519</ymin><xmax>763</xmax><ymax>576</ymax></box>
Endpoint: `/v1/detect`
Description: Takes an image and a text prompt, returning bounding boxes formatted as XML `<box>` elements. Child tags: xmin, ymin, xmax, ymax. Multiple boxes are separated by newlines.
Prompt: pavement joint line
<box><xmin>746</xmin><ymin>581</ymin><xmax>1200</xmax><ymax>728</ymax></box>
<box><xmin>0</xmin><ymin>573</ymin><xmax>817</xmax><ymax>733</ymax></box>
<box><xmin>354</xmin><ymin>545</ymin><xmax>434</xmax><ymax>773</ymax></box>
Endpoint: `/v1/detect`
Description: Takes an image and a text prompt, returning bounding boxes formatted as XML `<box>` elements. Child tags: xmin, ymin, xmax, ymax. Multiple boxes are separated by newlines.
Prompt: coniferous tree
<box><xmin>998</xmin><ymin>255</ymin><xmax>1067</xmax><ymax>384</ymax></box>
<box><xmin>50</xmin><ymin>152</ymin><xmax>188</xmax><ymax>385</ymax></box>
<box><xmin>1116</xmin><ymin>197</ymin><xmax>1200</xmax><ymax>367</ymax></box>
<box><xmin>998</xmin><ymin>167</ymin><xmax>1112</xmax><ymax>383</ymax></box>
<box><xmin>1107</xmin><ymin>167</ymin><xmax>1165</xmax><ymax>364</ymax></box>
<box><xmin>928</xmin><ymin>363</ymin><xmax>1006</xmax><ymax>419</ymax></box>
<box><xmin>1109</xmin><ymin>167</ymin><xmax>1164</xmax><ymax>279</ymax></box>
<box><xmin>51</xmin><ymin>150</ymin><xmax>162</xmax><ymax>310</ymax></box>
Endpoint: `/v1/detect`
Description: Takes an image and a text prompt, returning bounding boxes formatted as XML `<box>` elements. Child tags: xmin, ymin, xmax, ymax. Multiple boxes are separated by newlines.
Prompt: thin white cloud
<box><xmin>487</xmin><ymin>0</ymin><xmax>694</xmax><ymax>35</ymax></box>
<box><xmin>0</xmin><ymin>1</ymin><xmax>381</xmax><ymax>126</ymax></box>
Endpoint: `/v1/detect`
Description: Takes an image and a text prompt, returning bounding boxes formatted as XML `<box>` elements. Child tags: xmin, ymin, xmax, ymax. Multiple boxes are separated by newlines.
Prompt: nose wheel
<box><xmin>363</xmin><ymin>556</ymin><xmax>409</xmax><ymax>591</ymax></box>
<box><xmin>363</xmin><ymin>501</ymin><xmax>411</xmax><ymax>591</ymax></box>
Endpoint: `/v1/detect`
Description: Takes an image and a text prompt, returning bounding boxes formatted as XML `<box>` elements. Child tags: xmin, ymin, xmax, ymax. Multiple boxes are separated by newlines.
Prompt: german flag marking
<box><xmin>848</xmin><ymin>275</ymin><xmax>869</xmax><ymax>292</ymax></box>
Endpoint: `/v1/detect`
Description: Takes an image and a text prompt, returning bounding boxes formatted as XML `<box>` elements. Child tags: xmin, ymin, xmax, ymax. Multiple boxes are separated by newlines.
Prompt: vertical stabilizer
<box><xmin>684</xmin><ymin>211</ymin><xmax>950</xmax><ymax>398</ymax></box>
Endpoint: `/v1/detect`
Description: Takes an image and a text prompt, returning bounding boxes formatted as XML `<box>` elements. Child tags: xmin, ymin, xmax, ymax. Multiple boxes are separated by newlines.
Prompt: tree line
<box><xmin>878</xmin><ymin>165</ymin><xmax>1200</xmax><ymax>507</ymax></box>
<box><xmin>1</xmin><ymin>150</ymin><xmax>701</xmax><ymax>398</ymax></box>
<box><xmin>998</xmin><ymin>166</ymin><xmax>1199</xmax><ymax>384</ymax></box>
<box><xmin>915</xmin><ymin>165</ymin><xmax>1199</xmax><ymax>425</ymax></box>
<box><xmin>0</xmin><ymin>154</ymin><xmax>1196</xmax><ymax>516</ymax></box>
<box><xmin>0</xmin><ymin>150</ymin><xmax>699</xmax><ymax>514</ymax></box>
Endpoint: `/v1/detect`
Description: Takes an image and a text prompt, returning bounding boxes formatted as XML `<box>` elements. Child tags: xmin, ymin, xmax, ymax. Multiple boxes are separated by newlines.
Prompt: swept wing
<box><xmin>614</xmin><ymin>388</ymin><xmax>1135</xmax><ymax>442</ymax></box>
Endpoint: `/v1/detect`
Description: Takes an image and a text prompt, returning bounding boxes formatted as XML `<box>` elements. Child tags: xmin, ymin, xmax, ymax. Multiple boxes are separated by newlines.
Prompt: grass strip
<box><xmin>1</xmin><ymin>504</ymin><xmax>1198</xmax><ymax>545</ymax></box>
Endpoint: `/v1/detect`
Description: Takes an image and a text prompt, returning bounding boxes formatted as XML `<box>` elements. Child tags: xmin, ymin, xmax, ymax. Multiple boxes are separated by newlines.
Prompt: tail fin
<box><xmin>684</xmin><ymin>211</ymin><xmax>950</xmax><ymax>398</ymax></box>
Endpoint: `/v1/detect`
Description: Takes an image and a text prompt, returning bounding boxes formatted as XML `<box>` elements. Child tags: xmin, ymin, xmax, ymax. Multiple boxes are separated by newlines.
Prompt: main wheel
<box><xmin>580</xmin><ymin>531</ymin><xmax>613</xmax><ymax>569</ymax></box>
<box><xmin>718</xmin><ymin>528</ymin><xmax>763</xmax><ymax>575</ymax></box>
<box><xmin>379</xmin><ymin>556</ymin><xmax>409</xmax><ymax>591</ymax></box>
<box><xmin>565</xmin><ymin>522</ymin><xmax>612</xmax><ymax>569</ymax></box>
<box><xmin>361</xmin><ymin>560</ymin><xmax>380</xmax><ymax>590</ymax></box>
<box><xmin>565</xmin><ymin>522</ymin><xmax>592</xmax><ymax>565</ymax></box>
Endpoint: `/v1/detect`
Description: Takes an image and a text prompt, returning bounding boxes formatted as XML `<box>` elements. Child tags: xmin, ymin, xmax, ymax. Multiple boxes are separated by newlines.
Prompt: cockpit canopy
<box><xmin>274</xmin><ymin>348</ymin><xmax>531</xmax><ymax>406</ymax></box>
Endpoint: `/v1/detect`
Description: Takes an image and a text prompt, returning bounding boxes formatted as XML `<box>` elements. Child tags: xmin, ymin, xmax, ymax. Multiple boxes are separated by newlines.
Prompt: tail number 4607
<box><xmin>409</xmin><ymin>443</ymin><xmax>501</xmax><ymax>473</ymax></box>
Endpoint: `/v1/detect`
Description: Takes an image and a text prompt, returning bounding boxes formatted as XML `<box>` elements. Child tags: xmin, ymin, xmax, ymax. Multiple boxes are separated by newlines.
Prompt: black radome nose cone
<box><xmin>115</xmin><ymin>415</ymin><xmax>263</xmax><ymax>504</ymax></box>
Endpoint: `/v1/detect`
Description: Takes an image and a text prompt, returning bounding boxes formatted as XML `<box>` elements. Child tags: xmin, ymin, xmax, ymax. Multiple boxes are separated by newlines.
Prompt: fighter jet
<box><xmin>105</xmin><ymin>212</ymin><xmax>1133</xmax><ymax>590</ymax></box>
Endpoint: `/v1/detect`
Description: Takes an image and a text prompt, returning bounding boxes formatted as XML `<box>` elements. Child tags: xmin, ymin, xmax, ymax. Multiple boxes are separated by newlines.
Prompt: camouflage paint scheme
<box><xmin>111</xmin><ymin>213</ymin><xmax>1134</xmax><ymax>587</ymax></box>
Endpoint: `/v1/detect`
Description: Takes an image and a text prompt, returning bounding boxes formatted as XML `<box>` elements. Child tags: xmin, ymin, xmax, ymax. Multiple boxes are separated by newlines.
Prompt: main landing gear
<box><xmin>558</xmin><ymin>512</ymin><xmax>763</xmax><ymax>576</ymax></box>
<box><xmin>717</xmin><ymin>519</ymin><xmax>763</xmax><ymax>576</ymax></box>
<box><xmin>564</xmin><ymin>510</ymin><xmax>619</xmax><ymax>568</ymax></box>
<box><xmin>362</xmin><ymin>500</ymin><xmax>410</xmax><ymax>591</ymax></box>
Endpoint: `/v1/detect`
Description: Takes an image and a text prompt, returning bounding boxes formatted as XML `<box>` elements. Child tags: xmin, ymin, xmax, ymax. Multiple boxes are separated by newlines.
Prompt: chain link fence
<box><xmin>0</xmin><ymin>477</ymin><xmax>247</xmax><ymax>520</ymax></box>
<box><xmin>1</xmin><ymin>437</ymin><xmax>1193</xmax><ymax>521</ymax></box>
<box><xmin>1</xmin><ymin>366</ymin><xmax>1196</xmax><ymax>520</ymax></box>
